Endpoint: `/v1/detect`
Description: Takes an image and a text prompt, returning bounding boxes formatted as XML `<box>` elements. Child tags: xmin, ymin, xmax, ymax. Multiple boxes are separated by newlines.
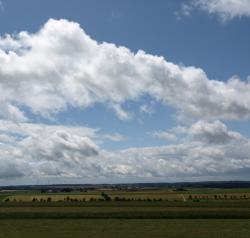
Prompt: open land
<box><xmin>1</xmin><ymin>184</ymin><xmax>250</xmax><ymax>237</ymax></box>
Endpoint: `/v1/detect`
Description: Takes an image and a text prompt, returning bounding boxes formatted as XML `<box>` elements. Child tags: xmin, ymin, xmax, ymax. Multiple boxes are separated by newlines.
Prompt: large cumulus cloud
<box><xmin>1</xmin><ymin>19</ymin><xmax>250</xmax><ymax>121</ymax></box>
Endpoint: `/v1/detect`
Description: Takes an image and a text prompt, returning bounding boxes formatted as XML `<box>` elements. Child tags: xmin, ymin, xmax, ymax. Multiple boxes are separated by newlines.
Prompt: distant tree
<box><xmin>66</xmin><ymin>196</ymin><xmax>70</xmax><ymax>201</ymax></box>
<box><xmin>47</xmin><ymin>197</ymin><xmax>52</xmax><ymax>202</ymax></box>
<box><xmin>101</xmin><ymin>192</ymin><xmax>112</xmax><ymax>201</ymax></box>
<box><xmin>62</xmin><ymin>188</ymin><xmax>73</xmax><ymax>193</ymax></box>
<box><xmin>174</xmin><ymin>188</ymin><xmax>186</xmax><ymax>192</ymax></box>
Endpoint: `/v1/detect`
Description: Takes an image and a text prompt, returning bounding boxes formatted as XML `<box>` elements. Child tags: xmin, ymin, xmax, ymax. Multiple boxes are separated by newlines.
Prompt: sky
<box><xmin>0</xmin><ymin>0</ymin><xmax>250</xmax><ymax>185</ymax></box>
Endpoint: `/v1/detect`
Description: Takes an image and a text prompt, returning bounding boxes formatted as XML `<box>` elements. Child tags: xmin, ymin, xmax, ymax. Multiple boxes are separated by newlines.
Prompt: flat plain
<box><xmin>1</xmin><ymin>188</ymin><xmax>250</xmax><ymax>237</ymax></box>
<box><xmin>0</xmin><ymin>219</ymin><xmax>250</xmax><ymax>238</ymax></box>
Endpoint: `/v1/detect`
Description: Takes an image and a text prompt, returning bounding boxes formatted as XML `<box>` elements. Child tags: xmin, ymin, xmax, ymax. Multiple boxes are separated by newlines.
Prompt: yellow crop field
<box><xmin>7</xmin><ymin>194</ymin><xmax>102</xmax><ymax>202</ymax></box>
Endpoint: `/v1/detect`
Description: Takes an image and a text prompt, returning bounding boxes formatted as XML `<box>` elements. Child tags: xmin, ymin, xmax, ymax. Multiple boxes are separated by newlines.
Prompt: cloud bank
<box><xmin>0</xmin><ymin>120</ymin><xmax>250</xmax><ymax>182</ymax></box>
<box><xmin>0</xmin><ymin>19</ymin><xmax>250</xmax><ymax>183</ymax></box>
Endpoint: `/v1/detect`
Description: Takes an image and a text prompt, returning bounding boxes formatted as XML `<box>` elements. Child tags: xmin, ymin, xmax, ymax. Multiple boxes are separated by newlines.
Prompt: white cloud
<box><xmin>187</xmin><ymin>120</ymin><xmax>245</xmax><ymax>144</ymax></box>
<box><xmin>165</xmin><ymin>120</ymin><xmax>245</xmax><ymax>145</ymax></box>
<box><xmin>0</xmin><ymin>120</ymin><xmax>97</xmax><ymax>140</ymax></box>
<box><xmin>182</xmin><ymin>0</ymin><xmax>250</xmax><ymax>22</ymax></box>
<box><xmin>0</xmin><ymin>19</ymin><xmax>250</xmax><ymax>183</ymax></box>
<box><xmin>153</xmin><ymin>131</ymin><xmax>178</xmax><ymax>142</ymax></box>
<box><xmin>175</xmin><ymin>3</ymin><xmax>193</xmax><ymax>20</ymax></box>
<box><xmin>111</xmin><ymin>104</ymin><xmax>132</xmax><ymax>120</ymax></box>
<box><xmin>0</xmin><ymin>121</ymin><xmax>100</xmax><ymax>178</ymax></box>
<box><xmin>3</xmin><ymin>104</ymin><xmax>28</xmax><ymax>122</ymax></box>
<box><xmin>0</xmin><ymin>134</ymin><xmax>15</xmax><ymax>143</ymax></box>
<box><xmin>0</xmin><ymin>19</ymin><xmax>250</xmax><ymax>122</ymax></box>
<box><xmin>140</xmin><ymin>102</ymin><xmax>155</xmax><ymax>115</ymax></box>
<box><xmin>102</xmin><ymin>133</ymin><xmax>125</xmax><ymax>142</ymax></box>
<box><xmin>0</xmin><ymin>120</ymin><xmax>250</xmax><ymax>182</ymax></box>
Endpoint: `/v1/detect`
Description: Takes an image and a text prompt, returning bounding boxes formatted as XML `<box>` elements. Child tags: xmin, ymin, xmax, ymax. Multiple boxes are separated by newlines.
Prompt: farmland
<box><xmin>3</xmin><ymin>187</ymin><xmax>250</xmax><ymax>202</ymax></box>
<box><xmin>1</xmin><ymin>219</ymin><xmax>250</xmax><ymax>238</ymax></box>
<box><xmin>1</xmin><ymin>187</ymin><xmax>250</xmax><ymax>237</ymax></box>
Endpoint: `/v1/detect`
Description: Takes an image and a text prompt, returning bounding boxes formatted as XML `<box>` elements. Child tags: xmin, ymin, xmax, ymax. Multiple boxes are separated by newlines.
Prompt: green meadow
<box><xmin>0</xmin><ymin>219</ymin><xmax>250</xmax><ymax>238</ymax></box>
<box><xmin>1</xmin><ymin>188</ymin><xmax>250</xmax><ymax>237</ymax></box>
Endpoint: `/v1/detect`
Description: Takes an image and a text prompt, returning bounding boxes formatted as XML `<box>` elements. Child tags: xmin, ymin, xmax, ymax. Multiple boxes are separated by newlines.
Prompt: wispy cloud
<box><xmin>177</xmin><ymin>0</ymin><xmax>250</xmax><ymax>22</ymax></box>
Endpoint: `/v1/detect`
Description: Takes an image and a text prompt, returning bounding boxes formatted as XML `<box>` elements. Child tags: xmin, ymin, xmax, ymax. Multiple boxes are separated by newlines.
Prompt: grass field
<box><xmin>0</xmin><ymin>219</ymin><xmax>250</xmax><ymax>238</ymax></box>
<box><xmin>0</xmin><ymin>201</ymin><xmax>250</xmax><ymax>219</ymax></box>
<box><xmin>1</xmin><ymin>188</ymin><xmax>250</xmax><ymax>237</ymax></box>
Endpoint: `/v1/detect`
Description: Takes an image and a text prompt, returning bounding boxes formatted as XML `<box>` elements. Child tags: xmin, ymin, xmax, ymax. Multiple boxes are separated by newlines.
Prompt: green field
<box><xmin>1</xmin><ymin>188</ymin><xmax>250</xmax><ymax>237</ymax></box>
<box><xmin>0</xmin><ymin>219</ymin><xmax>250</xmax><ymax>238</ymax></box>
<box><xmin>1</xmin><ymin>203</ymin><xmax>250</xmax><ymax>219</ymax></box>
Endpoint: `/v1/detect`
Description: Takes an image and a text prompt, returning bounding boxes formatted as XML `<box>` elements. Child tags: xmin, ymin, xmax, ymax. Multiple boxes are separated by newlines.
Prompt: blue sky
<box><xmin>1</xmin><ymin>0</ymin><xmax>250</xmax><ymax>80</ymax></box>
<box><xmin>0</xmin><ymin>0</ymin><xmax>250</xmax><ymax>184</ymax></box>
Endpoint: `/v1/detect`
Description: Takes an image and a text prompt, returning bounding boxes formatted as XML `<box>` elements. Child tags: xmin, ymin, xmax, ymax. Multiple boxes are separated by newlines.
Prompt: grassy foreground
<box><xmin>1</xmin><ymin>188</ymin><xmax>250</xmax><ymax>237</ymax></box>
<box><xmin>1</xmin><ymin>201</ymin><xmax>250</xmax><ymax>219</ymax></box>
<box><xmin>0</xmin><ymin>219</ymin><xmax>250</xmax><ymax>238</ymax></box>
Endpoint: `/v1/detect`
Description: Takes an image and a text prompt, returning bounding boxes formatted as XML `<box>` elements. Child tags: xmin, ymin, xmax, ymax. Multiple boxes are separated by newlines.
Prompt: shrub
<box><xmin>188</xmin><ymin>195</ymin><xmax>193</xmax><ymax>200</ymax></box>
<box><xmin>66</xmin><ymin>196</ymin><xmax>70</xmax><ymax>201</ymax></box>
<box><xmin>101</xmin><ymin>192</ymin><xmax>112</xmax><ymax>201</ymax></box>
